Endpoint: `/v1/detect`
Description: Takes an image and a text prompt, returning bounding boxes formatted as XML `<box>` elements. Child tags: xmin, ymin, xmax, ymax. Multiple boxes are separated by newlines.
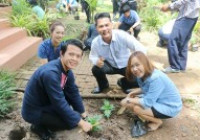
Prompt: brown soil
<box><xmin>0</xmin><ymin>92</ymin><xmax>200</xmax><ymax>140</ymax></box>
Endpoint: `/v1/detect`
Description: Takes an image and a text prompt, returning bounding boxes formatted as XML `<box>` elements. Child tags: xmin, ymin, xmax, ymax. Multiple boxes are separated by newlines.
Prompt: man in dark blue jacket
<box><xmin>22</xmin><ymin>39</ymin><xmax>92</xmax><ymax>140</ymax></box>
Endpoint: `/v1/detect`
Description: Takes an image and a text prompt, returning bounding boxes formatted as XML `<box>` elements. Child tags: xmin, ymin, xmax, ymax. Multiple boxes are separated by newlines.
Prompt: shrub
<box><xmin>10</xmin><ymin>0</ymin><xmax>54</xmax><ymax>39</ymax></box>
<box><xmin>0</xmin><ymin>71</ymin><xmax>16</xmax><ymax>118</ymax></box>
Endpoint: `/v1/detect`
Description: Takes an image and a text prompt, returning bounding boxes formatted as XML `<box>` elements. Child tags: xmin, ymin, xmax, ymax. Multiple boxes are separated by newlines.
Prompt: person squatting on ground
<box><xmin>120</xmin><ymin>0</ymin><xmax>138</xmax><ymax>14</ymax></box>
<box><xmin>157</xmin><ymin>19</ymin><xmax>175</xmax><ymax>47</ymax></box>
<box><xmin>66</xmin><ymin>0</ymin><xmax>78</xmax><ymax>14</ymax></box>
<box><xmin>37</xmin><ymin>21</ymin><xmax>65</xmax><ymax>65</ymax></box>
<box><xmin>27</xmin><ymin>0</ymin><xmax>45</xmax><ymax>20</ymax></box>
<box><xmin>83</xmin><ymin>24</ymin><xmax>99</xmax><ymax>51</ymax></box>
<box><xmin>22</xmin><ymin>39</ymin><xmax>92</xmax><ymax>140</ymax></box>
<box><xmin>161</xmin><ymin>0</ymin><xmax>200</xmax><ymax>73</ymax></box>
<box><xmin>118</xmin><ymin>4</ymin><xmax>141</xmax><ymax>39</ymax></box>
<box><xmin>89</xmin><ymin>12</ymin><xmax>146</xmax><ymax>94</ymax></box>
<box><xmin>120</xmin><ymin>51</ymin><xmax>182</xmax><ymax>131</ymax></box>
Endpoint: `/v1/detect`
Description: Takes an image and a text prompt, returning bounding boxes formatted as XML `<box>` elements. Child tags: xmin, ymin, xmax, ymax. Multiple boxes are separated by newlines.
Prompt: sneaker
<box><xmin>163</xmin><ymin>67</ymin><xmax>180</xmax><ymax>73</ymax></box>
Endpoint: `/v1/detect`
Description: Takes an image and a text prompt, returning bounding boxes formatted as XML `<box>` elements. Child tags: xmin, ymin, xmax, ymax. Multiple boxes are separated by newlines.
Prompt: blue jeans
<box><xmin>168</xmin><ymin>17</ymin><xmax>198</xmax><ymax>70</ymax></box>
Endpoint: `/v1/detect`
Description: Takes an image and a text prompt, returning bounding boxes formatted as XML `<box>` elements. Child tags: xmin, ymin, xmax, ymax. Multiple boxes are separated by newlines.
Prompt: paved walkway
<box><xmin>15</xmin><ymin>32</ymin><xmax>200</xmax><ymax>97</ymax></box>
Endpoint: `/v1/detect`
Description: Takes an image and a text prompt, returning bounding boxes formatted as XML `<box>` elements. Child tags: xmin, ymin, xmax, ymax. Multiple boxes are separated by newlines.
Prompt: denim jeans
<box><xmin>168</xmin><ymin>17</ymin><xmax>198</xmax><ymax>70</ymax></box>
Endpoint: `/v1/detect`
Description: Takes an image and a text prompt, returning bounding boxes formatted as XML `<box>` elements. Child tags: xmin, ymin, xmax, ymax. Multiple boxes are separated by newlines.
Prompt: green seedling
<box><xmin>100</xmin><ymin>100</ymin><xmax>115</xmax><ymax>119</ymax></box>
<box><xmin>86</xmin><ymin>115</ymin><xmax>102</xmax><ymax>132</ymax></box>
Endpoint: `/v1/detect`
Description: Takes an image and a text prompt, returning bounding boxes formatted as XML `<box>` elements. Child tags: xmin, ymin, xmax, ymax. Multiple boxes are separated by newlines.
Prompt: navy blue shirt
<box><xmin>37</xmin><ymin>39</ymin><xmax>65</xmax><ymax>62</ymax></box>
<box><xmin>119</xmin><ymin>10</ymin><xmax>140</xmax><ymax>25</ymax></box>
<box><xmin>21</xmin><ymin>59</ymin><xmax>84</xmax><ymax>128</ymax></box>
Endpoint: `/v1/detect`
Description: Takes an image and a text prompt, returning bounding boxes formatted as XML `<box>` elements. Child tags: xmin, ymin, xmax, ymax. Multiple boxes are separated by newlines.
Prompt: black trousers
<box><xmin>119</xmin><ymin>23</ymin><xmax>141</xmax><ymax>38</ymax></box>
<box><xmin>92</xmin><ymin>61</ymin><xmax>138</xmax><ymax>90</ymax></box>
<box><xmin>39</xmin><ymin>112</ymin><xmax>72</xmax><ymax>131</ymax></box>
<box><xmin>81</xmin><ymin>0</ymin><xmax>91</xmax><ymax>23</ymax></box>
<box><xmin>113</xmin><ymin>0</ymin><xmax>119</xmax><ymax>14</ymax></box>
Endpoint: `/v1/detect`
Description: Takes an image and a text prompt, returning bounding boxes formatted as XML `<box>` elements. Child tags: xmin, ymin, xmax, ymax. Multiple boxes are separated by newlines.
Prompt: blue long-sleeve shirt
<box><xmin>21</xmin><ymin>59</ymin><xmax>84</xmax><ymax>128</ymax></box>
<box><xmin>138</xmin><ymin>69</ymin><xmax>182</xmax><ymax>117</ymax></box>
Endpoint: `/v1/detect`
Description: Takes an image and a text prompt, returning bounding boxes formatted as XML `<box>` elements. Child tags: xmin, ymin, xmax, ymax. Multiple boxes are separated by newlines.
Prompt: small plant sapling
<box><xmin>100</xmin><ymin>100</ymin><xmax>115</xmax><ymax>119</ymax></box>
<box><xmin>86</xmin><ymin>115</ymin><xmax>102</xmax><ymax>132</ymax></box>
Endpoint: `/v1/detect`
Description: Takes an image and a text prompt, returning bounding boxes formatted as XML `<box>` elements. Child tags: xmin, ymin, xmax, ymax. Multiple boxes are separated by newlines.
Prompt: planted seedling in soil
<box><xmin>101</xmin><ymin>100</ymin><xmax>115</xmax><ymax>119</ymax></box>
<box><xmin>86</xmin><ymin>115</ymin><xmax>103</xmax><ymax>138</ymax></box>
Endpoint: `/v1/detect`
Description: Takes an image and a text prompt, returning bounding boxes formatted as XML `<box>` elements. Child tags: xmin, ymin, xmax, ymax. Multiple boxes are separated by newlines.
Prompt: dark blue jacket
<box><xmin>21</xmin><ymin>59</ymin><xmax>84</xmax><ymax>128</ymax></box>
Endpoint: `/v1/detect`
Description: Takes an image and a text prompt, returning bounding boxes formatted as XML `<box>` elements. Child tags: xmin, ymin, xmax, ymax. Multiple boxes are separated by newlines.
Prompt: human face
<box><xmin>96</xmin><ymin>18</ymin><xmax>113</xmax><ymax>43</ymax></box>
<box><xmin>124</xmin><ymin>11</ymin><xmax>130</xmax><ymax>17</ymax></box>
<box><xmin>131</xmin><ymin>57</ymin><xmax>145</xmax><ymax>78</ymax></box>
<box><xmin>51</xmin><ymin>25</ymin><xmax>65</xmax><ymax>45</ymax></box>
<box><xmin>61</xmin><ymin>45</ymin><xmax>83</xmax><ymax>70</ymax></box>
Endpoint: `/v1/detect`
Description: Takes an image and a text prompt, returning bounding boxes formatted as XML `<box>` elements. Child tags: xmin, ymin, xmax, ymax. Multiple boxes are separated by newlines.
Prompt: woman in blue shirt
<box><xmin>38</xmin><ymin>21</ymin><xmax>65</xmax><ymax>64</ymax></box>
<box><xmin>120</xmin><ymin>51</ymin><xmax>182</xmax><ymax>131</ymax></box>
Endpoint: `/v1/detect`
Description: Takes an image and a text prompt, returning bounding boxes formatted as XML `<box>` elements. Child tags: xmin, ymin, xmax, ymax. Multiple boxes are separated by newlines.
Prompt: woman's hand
<box><xmin>127</xmin><ymin>88</ymin><xmax>142</xmax><ymax>98</ymax></box>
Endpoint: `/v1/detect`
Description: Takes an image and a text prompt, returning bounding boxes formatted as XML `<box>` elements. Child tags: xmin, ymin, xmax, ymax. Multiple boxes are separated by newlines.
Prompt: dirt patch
<box><xmin>0</xmin><ymin>93</ymin><xmax>200</xmax><ymax>140</ymax></box>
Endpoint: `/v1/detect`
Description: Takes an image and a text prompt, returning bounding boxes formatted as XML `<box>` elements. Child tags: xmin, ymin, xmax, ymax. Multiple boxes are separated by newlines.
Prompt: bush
<box><xmin>10</xmin><ymin>0</ymin><xmax>57</xmax><ymax>39</ymax></box>
<box><xmin>139</xmin><ymin>0</ymin><xmax>176</xmax><ymax>31</ymax></box>
<box><xmin>0</xmin><ymin>71</ymin><xmax>16</xmax><ymax>118</ymax></box>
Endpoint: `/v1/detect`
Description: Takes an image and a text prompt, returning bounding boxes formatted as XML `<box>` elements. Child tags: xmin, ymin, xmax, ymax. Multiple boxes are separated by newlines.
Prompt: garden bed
<box><xmin>0</xmin><ymin>93</ymin><xmax>200</xmax><ymax>140</ymax></box>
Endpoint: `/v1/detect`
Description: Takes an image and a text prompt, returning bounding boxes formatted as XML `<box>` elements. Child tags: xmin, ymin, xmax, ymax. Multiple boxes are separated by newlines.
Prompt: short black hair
<box><xmin>61</xmin><ymin>39</ymin><xmax>83</xmax><ymax>55</ymax></box>
<box><xmin>94</xmin><ymin>12</ymin><xmax>111</xmax><ymax>26</ymax></box>
<box><xmin>121</xmin><ymin>4</ymin><xmax>131</xmax><ymax>13</ymax></box>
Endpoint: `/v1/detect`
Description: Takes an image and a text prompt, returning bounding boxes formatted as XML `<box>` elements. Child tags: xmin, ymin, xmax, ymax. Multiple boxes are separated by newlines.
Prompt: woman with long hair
<box><xmin>121</xmin><ymin>51</ymin><xmax>182</xmax><ymax>131</ymax></box>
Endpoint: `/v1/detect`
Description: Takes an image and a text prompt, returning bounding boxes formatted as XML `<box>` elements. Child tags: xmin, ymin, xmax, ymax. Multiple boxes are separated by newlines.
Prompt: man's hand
<box><xmin>78</xmin><ymin>119</ymin><xmax>92</xmax><ymax>132</ymax></box>
<box><xmin>81</xmin><ymin>112</ymin><xmax>87</xmax><ymax>118</ymax></box>
<box><xmin>161</xmin><ymin>4</ymin><xmax>170</xmax><ymax>12</ymax></box>
<box><xmin>96</xmin><ymin>57</ymin><xmax>105</xmax><ymax>68</ymax></box>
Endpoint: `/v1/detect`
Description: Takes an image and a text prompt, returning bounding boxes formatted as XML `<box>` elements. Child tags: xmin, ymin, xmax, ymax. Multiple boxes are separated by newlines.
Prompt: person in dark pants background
<box><xmin>161</xmin><ymin>0</ymin><xmax>200</xmax><ymax>73</ymax></box>
<box><xmin>89</xmin><ymin>13</ymin><xmax>146</xmax><ymax>94</ymax></box>
<box><xmin>118</xmin><ymin>4</ymin><xmax>141</xmax><ymax>39</ymax></box>
<box><xmin>112</xmin><ymin>0</ymin><xmax>120</xmax><ymax>19</ymax></box>
<box><xmin>84</xmin><ymin>24</ymin><xmax>99</xmax><ymax>51</ymax></box>
<box><xmin>80</xmin><ymin>0</ymin><xmax>91</xmax><ymax>23</ymax></box>
<box><xmin>22</xmin><ymin>39</ymin><xmax>92</xmax><ymax>140</ymax></box>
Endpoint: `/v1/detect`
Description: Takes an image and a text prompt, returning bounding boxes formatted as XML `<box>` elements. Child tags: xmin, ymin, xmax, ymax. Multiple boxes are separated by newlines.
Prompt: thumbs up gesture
<box><xmin>97</xmin><ymin>57</ymin><xmax>105</xmax><ymax>68</ymax></box>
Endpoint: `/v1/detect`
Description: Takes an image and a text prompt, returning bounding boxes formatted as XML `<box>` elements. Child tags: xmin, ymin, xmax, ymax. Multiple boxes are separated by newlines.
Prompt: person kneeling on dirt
<box><xmin>89</xmin><ymin>12</ymin><xmax>146</xmax><ymax>94</ymax></box>
<box><xmin>22</xmin><ymin>39</ymin><xmax>92</xmax><ymax>140</ymax></box>
<box><xmin>120</xmin><ymin>51</ymin><xmax>182</xmax><ymax>131</ymax></box>
<box><xmin>118</xmin><ymin>4</ymin><xmax>141</xmax><ymax>39</ymax></box>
